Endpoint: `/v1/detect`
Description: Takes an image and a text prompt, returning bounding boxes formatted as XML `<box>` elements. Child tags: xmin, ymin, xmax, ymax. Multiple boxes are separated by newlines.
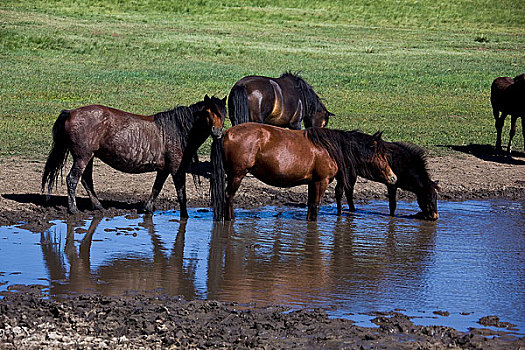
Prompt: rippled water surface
<box><xmin>1</xmin><ymin>200</ymin><xmax>523</xmax><ymax>333</ymax></box>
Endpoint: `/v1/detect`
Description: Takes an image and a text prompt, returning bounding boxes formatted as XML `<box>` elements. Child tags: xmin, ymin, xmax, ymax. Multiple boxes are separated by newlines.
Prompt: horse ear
<box><xmin>222</xmin><ymin>96</ymin><xmax>227</xmax><ymax>104</ymax></box>
<box><xmin>372</xmin><ymin>131</ymin><xmax>383</xmax><ymax>141</ymax></box>
<box><xmin>204</xmin><ymin>94</ymin><xmax>211</xmax><ymax>103</ymax></box>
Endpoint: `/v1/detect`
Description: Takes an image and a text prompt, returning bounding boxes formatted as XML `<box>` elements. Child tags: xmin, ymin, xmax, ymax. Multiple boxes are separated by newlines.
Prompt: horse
<box><xmin>491</xmin><ymin>73</ymin><xmax>525</xmax><ymax>155</ymax></box>
<box><xmin>42</xmin><ymin>95</ymin><xmax>226</xmax><ymax>218</ymax></box>
<box><xmin>228</xmin><ymin>72</ymin><xmax>333</xmax><ymax>130</ymax></box>
<box><xmin>210</xmin><ymin>123</ymin><xmax>397</xmax><ymax>222</ymax></box>
<box><xmin>335</xmin><ymin>141</ymin><xmax>439</xmax><ymax>220</ymax></box>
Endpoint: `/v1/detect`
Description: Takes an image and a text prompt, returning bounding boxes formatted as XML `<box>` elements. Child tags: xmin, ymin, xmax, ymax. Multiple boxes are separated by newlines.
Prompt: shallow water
<box><xmin>1</xmin><ymin>200</ymin><xmax>523</xmax><ymax>333</ymax></box>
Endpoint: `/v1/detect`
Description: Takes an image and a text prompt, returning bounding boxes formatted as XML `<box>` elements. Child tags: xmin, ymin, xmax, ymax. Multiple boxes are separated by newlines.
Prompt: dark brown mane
<box><xmin>153</xmin><ymin>102</ymin><xmax>203</xmax><ymax>150</ymax></box>
<box><xmin>390</xmin><ymin>141</ymin><xmax>428</xmax><ymax>170</ymax></box>
<box><xmin>306</xmin><ymin>128</ymin><xmax>382</xmax><ymax>189</ymax></box>
<box><xmin>280</xmin><ymin>71</ymin><xmax>328</xmax><ymax>119</ymax></box>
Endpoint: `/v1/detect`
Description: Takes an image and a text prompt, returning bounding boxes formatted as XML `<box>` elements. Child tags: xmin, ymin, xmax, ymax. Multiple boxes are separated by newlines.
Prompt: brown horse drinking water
<box><xmin>42</xmin><ymin>95</ymin><xmax>226</xmax><ymax>217</ymax></box>
<box><xmin>228</xmin><ymin>72</ymin><xmax>333</xmax><ymax>129</ymax></box>
<box><xmin>491</xmin><ymin>73</ymin><xmax>525</xmax><ymax>155</ymax></box>
<box><xmin>210</xmin><ymin>123</ymin><xmax>397</xmax><ymax>222</ymax></box>
<box><xmin>335</xmin><ymin>140</ymin><xmax>439</xmax><ymax>220</ymax></box>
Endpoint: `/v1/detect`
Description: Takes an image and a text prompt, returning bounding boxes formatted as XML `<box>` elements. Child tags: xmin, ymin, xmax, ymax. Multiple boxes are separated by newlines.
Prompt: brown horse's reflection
<box><xmin>40</xmin><ymin>215</ymin><xmax>198</xmax><ymax>298</ymax></box>
<box><xmin>205</xmin><ymin>215</ymin><xmax>437</xmax><ymax>305</ymax></box>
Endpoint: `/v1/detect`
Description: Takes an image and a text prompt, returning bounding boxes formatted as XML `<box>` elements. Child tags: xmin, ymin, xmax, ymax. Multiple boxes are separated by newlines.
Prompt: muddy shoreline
<box><xmin>1</xmin><ymin>152</ymin><xmax>525</xmax><ymax>349</ymax></box>
<box><xmin>1</xmin><ymin>151</ymin><xmax>524</xmax><ymax>231</ymax></box>
<box><xmin>1</xmin><ymin>286</ymin><xmax>524</xmax><ymax>349</ymax></box>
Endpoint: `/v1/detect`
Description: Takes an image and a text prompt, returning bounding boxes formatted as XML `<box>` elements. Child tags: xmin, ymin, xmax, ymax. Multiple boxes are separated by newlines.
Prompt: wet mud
<box><xmin>1</xmin><ymin>286</ymin><xmax>523</xmax><ymax>349</ymax></box>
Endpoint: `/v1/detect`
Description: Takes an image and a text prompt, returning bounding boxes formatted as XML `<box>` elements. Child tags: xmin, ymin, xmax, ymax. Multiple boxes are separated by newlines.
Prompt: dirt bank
<box><xmin>1</xmin><ymin>286</ymin><xmax>523</xmax><ymax>349</ymax></box>
<box><xmin>1</xmin><ymin>149</ymin><xmax>524</xmax><ymax>231</ymax></box>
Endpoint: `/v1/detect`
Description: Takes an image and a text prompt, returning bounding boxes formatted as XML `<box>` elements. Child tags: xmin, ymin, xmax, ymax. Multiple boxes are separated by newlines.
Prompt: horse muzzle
<box><xmin>211</xmin><ymin>127</ymin><xmax>223</xmax><ymax>139</ymax></box>
<box><xmin>388</xmin><ymin>173</ymin><xmax>397</xmax><ymax>185</ymax></box>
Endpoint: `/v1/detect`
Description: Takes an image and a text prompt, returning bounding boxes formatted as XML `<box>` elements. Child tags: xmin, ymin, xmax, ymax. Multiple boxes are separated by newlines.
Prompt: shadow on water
<box><xmin>439</xmin><ymin>143</ymin><xmax>525</xmax><ymax>165</ymax></box>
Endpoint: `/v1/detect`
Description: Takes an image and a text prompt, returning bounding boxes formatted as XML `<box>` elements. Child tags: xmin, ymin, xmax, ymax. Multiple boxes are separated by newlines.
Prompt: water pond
<box><xmin>1</xmin><ymin>200</ymin><xmax>523</xmax><ymax>333</ymax></box>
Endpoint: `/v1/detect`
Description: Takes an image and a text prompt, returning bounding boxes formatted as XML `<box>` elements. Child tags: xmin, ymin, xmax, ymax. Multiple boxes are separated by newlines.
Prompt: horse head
<box><xmin>369</xmin><ymin>132</ymin><xmax>397</xmax><ymax>185</ymax></box>
<box><xmin>305</xmin><ymin>102</ymin><xmax>334</xmax><ymax>128</ymax></box>
<box><xmin>203</xmin><ymin>95</ymin><xmax>227</xmax><ymax>139</ymax></box>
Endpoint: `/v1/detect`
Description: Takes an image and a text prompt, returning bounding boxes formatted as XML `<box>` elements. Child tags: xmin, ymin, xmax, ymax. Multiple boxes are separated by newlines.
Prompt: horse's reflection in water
<box><xmin>40</xmin><ymin>216</ymin><xmax>197</xmax><ymax>298</ymax></box>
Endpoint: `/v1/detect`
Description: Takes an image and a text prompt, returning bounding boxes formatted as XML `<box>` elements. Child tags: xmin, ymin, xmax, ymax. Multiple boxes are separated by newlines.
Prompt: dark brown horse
<box><xmin>42</xmin><ymin>95</ymin><xmax>226</xmax><ymax>217</ymax></box>
<box><xmin>336</xmin><ymin>141</ymin><xmax>439</xmax><ymax>220</ymax></box>
<box><xmin>491</xmin><ymin>73</ymin><xmax>525</xmax><ymax>155</ymax></box>
<box><xmin>228</xmin><ymin>72</ymin><xmax>333</xmax><ymax>130</ymax></box>
<box><xmin>210</xmin><ymin>123</ymin><xmax>397</xmax><ymax>222</ymax></box>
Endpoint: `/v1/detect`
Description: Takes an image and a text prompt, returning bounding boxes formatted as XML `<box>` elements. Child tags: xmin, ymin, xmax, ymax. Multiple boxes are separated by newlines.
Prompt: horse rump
<box><xmin>228</xmin><ymin>84</ymin><xmax>250</xmax><ymax>126</ymax></box>
<box><xmin>42</xmin><ymin>110</ymin><xmax>70</xmax><ymax>195</ymax></box>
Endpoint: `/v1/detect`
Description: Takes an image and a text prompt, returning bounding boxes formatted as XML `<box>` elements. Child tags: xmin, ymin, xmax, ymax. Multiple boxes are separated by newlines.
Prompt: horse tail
<box><xmin>228</xmin><ymin>84</ymin><xmax>249</xmax><ymax>126</ymax></box>
<box><xmin>210</xmin><ymin>136</ymin><xmax>226</xmax><ymax>221</ymax></box>
<box><xmin>41</xmin><ymin>110</ymin><xmax>70</xmax><ymax>195</ymax></box>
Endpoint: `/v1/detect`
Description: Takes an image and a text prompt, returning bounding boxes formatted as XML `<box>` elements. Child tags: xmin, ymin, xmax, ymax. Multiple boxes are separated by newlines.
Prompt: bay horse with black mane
<box><xmin>335</xmin><ymin>140</ymin><xmax>439</xmax><ymax>220</ymax></box>
<box><xmin>42</xmin><ymin>95</ymin><xmax>226</xmax><ymax>218</ymax></box>
<box><xmin>210</xmin><ymin>123</ymin><xmax>397</xmax><ymax>222</ymax></box>
<box><xmin>228</xmin><ymin>72</ymin><xmax>333</xmax><ymax>129</ymax></box>
<box><xmin>491</xmin><ymin>73</ymin><xmax>525</xmax><ymax>155</ymax></box>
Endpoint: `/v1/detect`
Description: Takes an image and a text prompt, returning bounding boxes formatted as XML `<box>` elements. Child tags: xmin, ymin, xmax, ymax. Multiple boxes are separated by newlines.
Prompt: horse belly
<box><xmin>96</xmin><ymin>130</ymin><xmax>165</xmax><ymax>174</ymax></box>
<box><xmin>250</xmin><ymin>149</ymin><xmax>315</xmax><ymax>187</ymax></box>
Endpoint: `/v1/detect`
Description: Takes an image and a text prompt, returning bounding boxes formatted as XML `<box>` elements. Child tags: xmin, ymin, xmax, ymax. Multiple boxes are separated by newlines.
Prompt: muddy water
<box><xmin>1</xmin><ymin>200</ymin><xmax>523</xmax><ymax>333</ymax></box>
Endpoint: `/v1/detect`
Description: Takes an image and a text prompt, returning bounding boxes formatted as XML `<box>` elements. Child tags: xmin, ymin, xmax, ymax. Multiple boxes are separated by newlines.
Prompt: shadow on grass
<box><xmin>439</xmin><ymin>144</ymin><xmax>525</xmax><ymax>165</ymax></box>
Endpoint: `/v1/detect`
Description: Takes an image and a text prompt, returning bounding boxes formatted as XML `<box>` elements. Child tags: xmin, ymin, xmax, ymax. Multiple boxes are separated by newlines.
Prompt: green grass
<box><xmin>1</xmin><ymin>0</ymin><xmax>524</xmax><ymax>158</ymax></box>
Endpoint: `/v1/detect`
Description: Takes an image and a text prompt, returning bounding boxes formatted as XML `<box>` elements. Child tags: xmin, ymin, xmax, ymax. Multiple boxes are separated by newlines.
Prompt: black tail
<box><xmin>210</xmin><ymin>137</ymin><xmax>226</xmax><ymax>221</ymax></box>
<box><xmin>41</xmin><ymin>110</ymin><xmax>70</xmax><ymax>195</ymax></box>
<box><xmin>228</xmin><ymin>84</ymin><xmax>249</xmax><ymax>126</ymax></box>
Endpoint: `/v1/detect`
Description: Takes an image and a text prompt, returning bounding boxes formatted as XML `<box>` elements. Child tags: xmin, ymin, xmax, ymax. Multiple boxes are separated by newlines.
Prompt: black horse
<box><xmin>42</xmin><ymin>95</ymin><xmax>226</xmax><ymax>217</ymax></box>
<box><xmin>491</xmin><ymin>73</ymin><xmax>525</xmax><ymax>155</ymax></box>
<box><xmin>228</xmin><ymin>72</ymin><xmax>333</xmax><ymax>129</ymax></box>
<box><xmin>335</xmin><ymin>140</ymin><xmax>439</xmax><ymax>220</ymax></box>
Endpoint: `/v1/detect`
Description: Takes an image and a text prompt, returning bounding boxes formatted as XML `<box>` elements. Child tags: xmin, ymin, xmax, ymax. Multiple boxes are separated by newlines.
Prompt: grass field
<box><xmin>1</xmin><ymin>0</ymin><xmax>524</xmax><ymax>158</ymax></box>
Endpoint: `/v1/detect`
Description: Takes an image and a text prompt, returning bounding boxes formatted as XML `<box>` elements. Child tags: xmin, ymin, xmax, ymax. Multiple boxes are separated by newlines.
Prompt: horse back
<box><xmin>234</xmin><ymin>75</ymin><xmax>303</xmax><ymax>128</ymax></box>
<box><xmin>491</xmin><ymin>77</ymin><xmax>522</xmax><ymax>113</ymax></box>
<box><xmin>65</xmin><ymin>105</ymin><xmax>166</xmax><ymax>173</ymax></box>
<box><xmin>386</xmin><ymin>142</ymin><xmax>431</xmax><ymax>191</ymax></box>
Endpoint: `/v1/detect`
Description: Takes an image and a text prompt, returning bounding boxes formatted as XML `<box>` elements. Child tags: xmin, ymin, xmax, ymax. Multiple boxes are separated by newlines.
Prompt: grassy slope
<box><xmin>1</xmin><ymin>0</ymin><xmax>524</xmax><ymax>157</ymax></box>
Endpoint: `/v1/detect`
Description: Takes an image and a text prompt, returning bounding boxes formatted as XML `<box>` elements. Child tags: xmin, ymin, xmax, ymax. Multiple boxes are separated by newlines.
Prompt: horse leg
<box><xmin>494</xmin><ymin>109</ymin><xmax>506</xmax><ymax>153</ymax></box>
<box><xmin>225</xmin><ymin>174</ymin><xmax>245</xmax><ymax>221</ymax></box>
<box><xmin>173</xmin><ymin>173</ymin><xmax>189</xmax><ymax>219</ymax></box>
<box><xmin>335</xmin><ymin>180</ymin><xmax>344</xmax><ymax>216</ymax></box>
<box><xmin>307</xmin><ymin>179</ymin><xmax>329</xmax><ymax>221</ymax></box>
<box><xmin>507</xmin><ymin>114</ymin><xmax>518</xmax><ymax>155</ymax></box>
<box><xmin>144</xmin><ymin>170</ymin><xmax>169</xmax><ymax>213</ymax></box>
<box><xmin>387</xmin><ymin>185</ymin><xmax>397</xmax><ymax>217</ymax></box>
<box><xmin>80</xmin><ymin>157</ymin><xmax>103</xmax><ymax>210</ymax></box>
<box><xmin>66</xmin><ymin>157</ymin><xmax>91</xmax><ymax>214</ymax></box>
<box><xmin>341</xmin><ymin>176</ymin><xmax>358</xmax><ymax>213</ymax></box>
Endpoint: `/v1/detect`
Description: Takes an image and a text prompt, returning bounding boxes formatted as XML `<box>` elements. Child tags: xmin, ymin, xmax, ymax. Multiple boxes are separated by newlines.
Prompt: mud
<box><xmin>1</xmin><ymin>286</ymin><xmax>523</xmax><ymax>349</ymax></box>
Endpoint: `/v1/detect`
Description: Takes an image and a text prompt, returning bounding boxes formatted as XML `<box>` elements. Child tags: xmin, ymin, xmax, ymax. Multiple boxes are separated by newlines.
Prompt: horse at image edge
<box><xmin>491</xmin><ymin>73</ymin><xmax>525</xmax><ymax>155</ymax></box>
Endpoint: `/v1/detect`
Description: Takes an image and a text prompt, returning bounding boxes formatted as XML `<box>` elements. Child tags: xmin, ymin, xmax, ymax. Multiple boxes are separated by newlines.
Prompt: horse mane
<box><xmin>390</xmin><ymin>141</ymin><xmax>428</xmax><ymax>168</ymax></box>
<box><xmin>306</xmin><ymin>128</ymin><xmax>381</xmax><ymax>188</ymax></box>
<box><xmin>153</xmin><ymin>102</ymin><xmax>203</xmax><ymax>150</ymax></box>
<box><xmin>280</xmin><ymin>71</ymin><xmax>327</xmax><ymax>118</ymax></box>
